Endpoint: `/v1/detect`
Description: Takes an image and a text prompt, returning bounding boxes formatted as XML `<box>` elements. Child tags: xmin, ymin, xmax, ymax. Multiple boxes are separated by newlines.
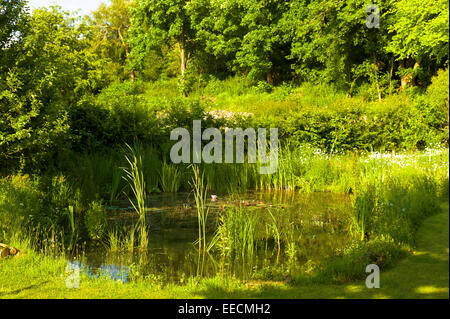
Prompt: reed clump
<box><xmin>122</xmin><ymin>145</ymin><xmax>149</xmax><ymax>251</ymax></box>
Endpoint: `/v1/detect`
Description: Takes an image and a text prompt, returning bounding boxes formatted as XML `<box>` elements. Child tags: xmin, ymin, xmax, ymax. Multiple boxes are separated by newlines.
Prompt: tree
<box><xmin>0</xmin><ymin>7</ymin><xmax>104</xmax><ymax>170</ymax></box>
<box><xmin>129</xmin><ymin>0</ymin><xmax>195</xmax><ymax>76</ymax></box>
<box><xmin>282</xmin><ymin>0</ymin><xmax>395</xmax><ymax>93</ymax></box>
<box><xmin>88</xmin><ymin>0</ymin><xmax>136</xmax><ymax>81</ymax></box>
<box><xmin>0</xmin><ymin>0</ymin><xmax>29</xmax><ymax>74</ymax></box>
<box><xmin>387</xmin><ymin>0</ymin><xmax>449</xmax><ymax>90</ymax></box>
<box><xmin>235</xmin><ymin>0</ymin><xmax>291</xmax><ymax>84</ymax></box>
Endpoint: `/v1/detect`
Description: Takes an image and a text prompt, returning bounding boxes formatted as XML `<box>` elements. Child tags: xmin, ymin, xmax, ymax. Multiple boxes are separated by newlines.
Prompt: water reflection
<box><xmin>72</xmin><ymin>191</ymin><xmax>353</xmax><ymax>283</ymax></box>
<box><xmin>68</xmin><ymin>260</ymin><xmax>130</xmax><ymax>283</ymax></box>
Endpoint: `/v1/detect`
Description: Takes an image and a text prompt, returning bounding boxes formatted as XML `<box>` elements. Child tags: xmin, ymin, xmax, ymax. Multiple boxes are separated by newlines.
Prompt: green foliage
<box><xmin>215</xmin><ymin>207</ymin><xmax>257</xmax><ymax>260</ymax></box>
<box><xmin>0</xmin><ymin>174</ymin><xmax>41</xmax><ymax>240</ymax></box>
<box><xmin>416</xmin><ymin>68</ymin><xmax>450</xmax><ymax>146</ymax></box>
<box><xmin>87</xmin><ymin>0</ymin><xmax>136</xmax><ymax>82</ymax></box>
<box><xmin>0</xmin><ymin>0</ymin><xmax>29</xmax><ymax>73</ymax></box>
<box><xmin>0</xmin><ymin>7</ymin><xmax>106</xmax><ymax>171</ymax></box>
<box><xmin>315</xmin><ymin>234</ymin><xmax>408</xmax><ymax>283</ymax></box>
<box><xmin>301</xmin><ymin>172</ymin><xmax>442</xmax><ymax>283</ymax></box>
<box><xmin>191</xmin><ymin>165</ymin><xmax>210</xmax><ymax>253</ymax></box>
<box><xmin>160</xmin><ymin>161</ymin><xmax>182</xmax><ymax>193</ymax></box>
<box><xmin>239</xmin><ymin>93</ymin><xmax>445</xmax><ymax>151</ymax></box>
<box><xmin>1</xmin><ymin>0</ymin><xmax>449</xmax><ymax>289</ymax></box>
<box><xmin>129</xmin><ymin>0</ymin><xmax>195</xmax><ymax>77</ymax></box>
<box><xmin>122</xmin><ymin>145</ymin><xmax>149</xmax><ymax>250</ymax></box>
<box><xmin>85</xmin><ymin>201</ymin><xmax>107</xmax><ymax>241</ymax></box>
<box><xmin>387</xmin><ymin>0</ymin><xmax>449</xmax><ymax>63</ymax></box>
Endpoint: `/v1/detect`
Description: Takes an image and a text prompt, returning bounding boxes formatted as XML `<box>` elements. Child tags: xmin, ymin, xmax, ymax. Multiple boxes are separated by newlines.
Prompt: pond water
<box><xmin>71</xmin><ymin>191</ymin><xmax>353</xmax><ymax>283</ymax></box>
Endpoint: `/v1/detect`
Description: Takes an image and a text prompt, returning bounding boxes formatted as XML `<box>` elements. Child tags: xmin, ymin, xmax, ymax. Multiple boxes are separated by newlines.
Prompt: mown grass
<box><xmin>1</xmin><ymin>201</ymin><xmax>447</xmax><ymax>299</ymax></box>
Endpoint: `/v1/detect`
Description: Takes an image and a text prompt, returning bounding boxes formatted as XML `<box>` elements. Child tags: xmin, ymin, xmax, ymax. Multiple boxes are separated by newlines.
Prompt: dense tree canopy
<box><xmin>0</xmin><ymin>0</ymin><xmax>29</xmax><ymax>74</ymax></box>
<box><xmin>128</xmin><ymin>0</ymin><xmax>448</xmax><ymax>90</ymax></box>
<box><xmin>0</xmin><ymin>0</ymin><xmax>448</xmax><ymax>171</ymax></box>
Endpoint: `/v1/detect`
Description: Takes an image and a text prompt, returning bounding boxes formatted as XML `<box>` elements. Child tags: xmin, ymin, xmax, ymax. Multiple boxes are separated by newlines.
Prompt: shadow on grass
<box><xmin>0</xmin><ymin>281</ymin><xmax>50</xmax><ymax>298</ymax></box>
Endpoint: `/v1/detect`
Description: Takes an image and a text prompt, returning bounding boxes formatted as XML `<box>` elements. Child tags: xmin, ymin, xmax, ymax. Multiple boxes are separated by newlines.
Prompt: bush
<box><xmin>315</xmin><ymin>235</ymin><xmax>408</xmax><ymax>283</ymax></box>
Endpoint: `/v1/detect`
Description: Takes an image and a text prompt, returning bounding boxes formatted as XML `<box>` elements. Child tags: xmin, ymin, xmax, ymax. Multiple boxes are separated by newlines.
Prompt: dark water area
<box><xmin>70</xmin><ymin>191</ymin><xmax>353</xmax><ymax>283</ymax></box>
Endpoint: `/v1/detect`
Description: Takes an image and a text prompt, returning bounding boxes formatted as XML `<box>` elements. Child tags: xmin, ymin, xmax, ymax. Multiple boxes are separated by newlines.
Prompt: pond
<box><xmin>70</xmin><ymin>191</ymin><xmax>353</xmax><ymax>283</ymax></box>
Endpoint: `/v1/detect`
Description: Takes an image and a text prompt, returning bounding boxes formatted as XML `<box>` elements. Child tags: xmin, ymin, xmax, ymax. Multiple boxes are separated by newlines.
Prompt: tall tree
<box><xmin>0</xmin><ymin>0</ymin><xmax>29</xmax><ymax>74</ymax></box>
<box><xmin>129</xmin><ymin>0</ymin><xmax>195</xmax><ymax>76</ymax></box>
<box><xmin>188</xmin><ymin>0</ymin><xmax>291</xmax><ymax>84</ymax></box>
<box><xmin>88</xmin><ymin>0</ymin><xmax>136</xmax><ymax>81</ymax></box>
<box><xmin>0</xmin><ymin>7</ymin><xmax>104</xmax><ymax>170</ymax></box>
<box><xmin>282</xmin><ymin>0</ymin><xmax>394</xmax><ymax>92</ymax></box>
<box><xmin>386</xmin><ymin>0</ymin><xmax>449</xmax><ymax>90</ymax></box>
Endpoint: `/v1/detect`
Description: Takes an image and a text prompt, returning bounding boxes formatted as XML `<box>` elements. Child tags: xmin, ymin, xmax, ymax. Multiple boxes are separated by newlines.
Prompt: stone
<box><xmin>0</xmin><ymin>243</ymin><xmax>20</xmax><ymax>258</ymax></box>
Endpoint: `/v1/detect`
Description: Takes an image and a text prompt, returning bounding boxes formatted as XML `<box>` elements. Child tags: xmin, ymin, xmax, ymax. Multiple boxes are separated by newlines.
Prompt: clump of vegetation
<box><xmin>191</xmin><ymin>165</ymin><xmax>209</xmax><ymax>253</ymax></box>
<box><xmin>122</xmin><ymin>145</ymin><xmax>149</xmax><ymax>251</ymax></box>
<box><xmin>85</xmin><ymin>201</ymin><xmax>107</xmax><ymax>241</ymax></box>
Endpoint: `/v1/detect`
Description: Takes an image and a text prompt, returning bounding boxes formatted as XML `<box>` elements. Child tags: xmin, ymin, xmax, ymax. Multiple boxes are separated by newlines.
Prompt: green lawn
<box><xmin>1</xmin><ymin>202</ymin><xmax>448</xmax><ymax>299</ymax></box>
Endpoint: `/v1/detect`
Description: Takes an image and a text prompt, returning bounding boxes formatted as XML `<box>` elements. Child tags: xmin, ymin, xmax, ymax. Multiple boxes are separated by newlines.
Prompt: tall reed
<box><xmin>191</xmin><ymin>165</ymin><xmax>209</xmax><ymax>253</ymax></box>
<box><xmin>110</xmin><ymin>167</ymin><xmax>122</xmax><ymax>204</ymax></box>
<box><xmin>108</xmin><ymin>228</ymin><xmax>121</xmax><ymax>252</ymax></box>
<box><xmin>267</xmin><ymin>209</ymin><xmax>281</xmax><ymax>263</ymax></box>
<box><xmin>122</xmin><ymin>145</ymin><xmax>148</xmax><ymax>251</ymax></box>
<box><xmin>215</xmin><ymin>207</ymin><xmax>256</xmax><ymax>261</ymax></box>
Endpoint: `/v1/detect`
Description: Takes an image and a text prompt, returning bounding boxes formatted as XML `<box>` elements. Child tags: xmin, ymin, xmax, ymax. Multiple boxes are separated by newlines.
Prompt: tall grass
<box><xmin>191</xmin><ymin>165</ymin><xmax>209</xmax><ymax>253</ymax></box>
<box><xmin>122</xmin><ymin>145</ymin><xmax>148</xmax><ymax>251</ymax></box>
<box><xmin>160</xmin><ymin>161</ymin><xmax>182</xmax><ymax>193</ymax></box>
<box><xmin>110</xmin><ymin>167</ymin><xmax>122</xmax><ymax>204</ymax></box>
<box><xmin>266</xmin><ymin>210</ymin><xmax>281</xmax><ymax>263</ymax></box>
<box><xmin>108</xmin><ymin>228</ymin><xmax>121</xmax><ymax>252</ymax></box>
<box><xmin>65</xmin><ymin>205</ymin><xmax>75</xmax><ymax>249</ymax></box>
<box><xmin>215</xmin><ymin>207</ymin><xmax>257</xmax><ymax>261</ymax></box>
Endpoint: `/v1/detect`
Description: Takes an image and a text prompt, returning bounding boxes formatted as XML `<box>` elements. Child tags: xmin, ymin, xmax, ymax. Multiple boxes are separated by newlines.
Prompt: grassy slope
<box><xmin>1</xmin><ymin>202</ymin><xmax>448</xmax><ymax>299</ymax></box>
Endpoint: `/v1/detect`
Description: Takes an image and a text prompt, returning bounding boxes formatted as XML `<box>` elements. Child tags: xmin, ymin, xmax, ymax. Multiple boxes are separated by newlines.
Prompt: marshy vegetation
<box><xmin>1</xmin><ymin>143</ymin><xmax>448</xmax><ymax>285</ymax></box>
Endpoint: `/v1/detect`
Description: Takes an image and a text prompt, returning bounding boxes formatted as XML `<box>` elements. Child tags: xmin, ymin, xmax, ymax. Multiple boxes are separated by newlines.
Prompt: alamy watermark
<box><xmin>366</xmin><ymin>4</ymin><xmax>380</xmax><ymax>29</ymax></box>
<box><xmin>169</xmin><ymin>120</ymin><xmax>279</xmax><ymax>174</ymax></box>
<box><xmin>66</xmin><ymin>261</ymin><xmax>80</xmax><ymax>289</ymax></box>
<box><xmin>365</xmin><ymin>264</ymin><xmax>380</xmax><ymax>288</ymax></box>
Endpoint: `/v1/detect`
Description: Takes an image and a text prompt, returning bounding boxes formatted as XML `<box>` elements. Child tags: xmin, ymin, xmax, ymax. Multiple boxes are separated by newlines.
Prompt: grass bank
<box><xmin>1</xmin><ymin>201</ymin><xmax>447</xmax><ymax>299</ymax></box>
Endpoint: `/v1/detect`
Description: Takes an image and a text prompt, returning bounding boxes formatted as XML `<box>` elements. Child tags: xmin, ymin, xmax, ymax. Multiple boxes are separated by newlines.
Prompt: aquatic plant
<box><xmin>191</xmin><ymin>165</ymin><xmax>209</xmax><ymax>253</ymax></box>
<box><xmin>110</xmin><ymin>167</ymin><xmax>122</xmax><ymax>204</ymax></box>
<box><xmin>160</xmin><ymin>161</ymin><xmax>182</xmax><ymax>193</ymax></box>
<box><xmin>125</xmin><ymin>230</ymin><xmax>135</xmax><ymax>253</ymax></box>
<box><xmin>108</xmin><ymin>228</ymin><xmax>121</xmax><ymax>252</ymax></box>
<box><xmin>65</xmin><ymin>205</ymin><xmax>75</xmax><ymax>248</ymax></box>
<box><xmin>215</xmin><ymin>207</ymin><xmax>257</xmax><ymax>261</ymax></box>
<box><xmin>266</xmin><ymin>210</ymin><xmax>281</xmax><ymax>263</ymax></box>
<box><xmin>122</xmin><ymin>145</ymin><xmax>148</xmax><ymax>251</ymax></box>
